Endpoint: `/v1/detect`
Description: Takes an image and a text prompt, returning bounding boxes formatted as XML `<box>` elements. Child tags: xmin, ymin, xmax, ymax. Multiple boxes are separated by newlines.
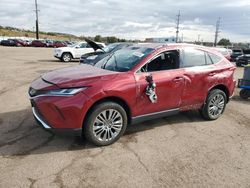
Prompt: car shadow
<box><xmin>231</xmin><ymin>95</ymin><xmax>250</xmax><ymax>102</ymax></box>
<box><xmin>0</xmin><ymin>108</ymin><xmax>204</xmax><ymax>157</ymax></box>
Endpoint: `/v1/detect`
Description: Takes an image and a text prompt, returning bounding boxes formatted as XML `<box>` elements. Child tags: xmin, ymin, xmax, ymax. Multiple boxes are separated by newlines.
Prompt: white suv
<box><xmin>54</xmin><ymin>41</ymin><xmax>105</xmax><ymax>62</ymax></box>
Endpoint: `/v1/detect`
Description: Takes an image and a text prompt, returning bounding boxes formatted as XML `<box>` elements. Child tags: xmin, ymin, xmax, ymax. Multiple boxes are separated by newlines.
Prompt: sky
<box><xmin>0</xmin><ymin>0</ymin><xmax>250</xmax><ymax>42</ymax></box>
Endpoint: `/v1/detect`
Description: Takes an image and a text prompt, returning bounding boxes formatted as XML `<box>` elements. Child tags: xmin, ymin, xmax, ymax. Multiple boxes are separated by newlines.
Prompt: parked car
<box><xmin>0</xmin><ymin>39</ymin><xmax>19</xmax><ymax>46</ymax></box>
<box><xmin>31</xmin><ymin>40</ymin><xmax>47</xmax><ymax>47</ymax></box>
<box><xmin>211</xmin><ymin>47</ymin><xmax>231</xmax><ymax>61</ymax></box>
<box><xmin>236</xmin><ymin>54</ymin><xmax>250</xmax><ymax>66</ymax></box>
<box><xmin>15</xmin><ymin>39</ymin><xmax>28</xmax><ymax>46</ymax></box>
<box><xmin>231</xmin><ymin>49</ymin><xmax>243</xmax><ymax>62</ymax></box>
<box><xmin>54</xmin><ymin>40</ymin><xmax>105</xmax><ymax>62</ymax></box>
<box><xmin>53</xmin><ymin>41</ymin><xmax>67</xmax><ymax>48</ymax></box>
<box><xmin>45</xmin><ymin>40</ymin><xmax>54</xmax><ymax>47</ymax></box>
<box><xmin>24</xmin><ymin>40</ymin><xmax>32</xmax><ymax>46</ymax></box>
<box><xmin>227</xmin><ymin>49</ymin><xmax>233</xmax><ymax>55</ymax></box>
<box><xmin>64</xmin><ymin>41</ymin><xmax>74</xmax><ymax>46</ymax></box>
<box><xmin>80</xmin><ymin>41</ymin><xmax>133</xmax><ymax>65</ymax></box>
<box><xmin>29</xmin><ymin>43</ymin><xmax>236</xmax><ymax>146</ymax></box>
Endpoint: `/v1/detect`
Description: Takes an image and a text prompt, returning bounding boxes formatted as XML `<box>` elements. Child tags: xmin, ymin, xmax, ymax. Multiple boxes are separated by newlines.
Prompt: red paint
<box><xmin>31</xmin><ymin>40</ymin><xmax>47</xmax><ymax>47</ymax></box>
<box><xmin>53</xmin><ymin>41</ymin><xmax>67</xmax><ymax>48</ymax></box>
<box><xmin>30</xmin><ymin>44</ymin><xmax>236</xmax><ymax>130</ymax></box>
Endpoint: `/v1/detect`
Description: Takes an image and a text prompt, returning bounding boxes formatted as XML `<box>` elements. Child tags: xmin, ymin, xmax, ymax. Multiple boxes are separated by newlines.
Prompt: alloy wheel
<box><xmin>208</xmin><ymin>94</ymin><xmax>225</xmax><ymax>119</ymax></box>
<box><xmin>63</xmin><ymin>54</ymin><xmax>71</xmax><ymax>62</ymax></box>
<box><xmin>93</xmin><ymin>109</ymin><xmax>123</xmax><ymax>142</ymax></box>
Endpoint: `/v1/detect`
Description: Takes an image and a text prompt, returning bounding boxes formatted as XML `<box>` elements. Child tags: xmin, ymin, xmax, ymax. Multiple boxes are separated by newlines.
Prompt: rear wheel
<box><xmin>83</xmin><ymin>102</ymin><xmax>127</xmax><ymax>146</ymax></box>
<box><xmin>239</xmin><ymin>89</ymin><xmax>250</xmax><ymax>99</ymax></box>
<box><xmin>61</xmin><ymin>52</ymin><xmax>72</xmax><ymax>62</ymax></box>
<box><xmin>200</xmin><ymin>89</ymin><xmax>227</xmax><ymax>120</ymax></box>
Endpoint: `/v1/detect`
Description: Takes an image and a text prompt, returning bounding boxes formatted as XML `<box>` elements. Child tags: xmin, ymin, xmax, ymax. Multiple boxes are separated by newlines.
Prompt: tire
<box><xmin>83</xmin><ymin>102</ymin><xmax>128</xmax><ymax>146</ymax></box>
<box><xmin>239</xmin><ymin>89</ymin><xmax>249</xmax><ymax>99</ymax></box>
<box><xmin>61</xmin><ymin>52</ymin><xmax>72</xmax><ymax>62</ymax></box>
<box><xmin>200</xmin><ymin>89</ymin><xmax>227</xmax><ymax>120</ymax></box>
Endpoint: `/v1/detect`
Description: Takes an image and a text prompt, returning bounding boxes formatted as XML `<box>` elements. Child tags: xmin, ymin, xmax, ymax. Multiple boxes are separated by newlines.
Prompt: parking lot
<box><xmin>0</xmin><ymin>46</ymin><xmax>250</xmax><ymax>187</ymax></box>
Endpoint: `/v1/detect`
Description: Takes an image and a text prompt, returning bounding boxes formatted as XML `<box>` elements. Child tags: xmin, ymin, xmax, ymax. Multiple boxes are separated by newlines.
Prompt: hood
<box><xmin>56</xmin><ymin>46</ymin><xmax>71</xmax><ymax>51</ymax></box>
<box><xmin>42</xmin><ymin>65</ymin><xmax>117</xmax><ymax>88</ymax></box>
<box><xmin>85</xmin><ymin>38</ymin><xmax>104</xmax><ymax>51</ymax></box>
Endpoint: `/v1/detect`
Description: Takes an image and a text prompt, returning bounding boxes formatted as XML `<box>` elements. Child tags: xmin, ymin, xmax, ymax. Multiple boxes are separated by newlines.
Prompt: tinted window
<box><xmin>208</xmin><ymin>53</ymin><xmax>222</xmax><ymax>64</ymax></box>
<box><xmin>86</xmin><ymin>43</ymin><xmax>92</xmax><ymax>48</ymax></box>
<box><xmin>80</xmin><ymin>43</ymin><xmax>87</xmax><ymax>48</ymax></box>
<box><xmin>141</xmin><ymin>50</ymin><xmax>179</xmax><ymax>72</ymax></box>
<box><xmin>182</xmin><ymin>48</ymin><xmax>206</xmax><ymax>67</ymax></box>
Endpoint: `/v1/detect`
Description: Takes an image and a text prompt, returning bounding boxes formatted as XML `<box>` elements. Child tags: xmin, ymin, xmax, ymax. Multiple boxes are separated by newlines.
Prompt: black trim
<box><xmin>131</xmin><ymin>108</ymin><xmax>179</xmax><ymax>124</ymax></box>
<box><xmin>34</xmin><ymin>116</ymin><xmax>82</xmax><ymax>136</ymax></box>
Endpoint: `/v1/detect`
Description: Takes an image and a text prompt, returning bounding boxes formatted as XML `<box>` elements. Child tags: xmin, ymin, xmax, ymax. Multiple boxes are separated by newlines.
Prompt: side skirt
<box><xmin>131</xmin><ymin>108</ymin><xmax>179</xmax><ymax>125</ymax></box>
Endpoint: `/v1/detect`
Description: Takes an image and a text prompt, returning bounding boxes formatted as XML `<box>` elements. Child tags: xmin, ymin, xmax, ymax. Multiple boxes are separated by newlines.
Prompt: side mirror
<box><xmin>75</xmin><ymin>46</ymin><xmax>79</xmax><ymax>49</ymax></box>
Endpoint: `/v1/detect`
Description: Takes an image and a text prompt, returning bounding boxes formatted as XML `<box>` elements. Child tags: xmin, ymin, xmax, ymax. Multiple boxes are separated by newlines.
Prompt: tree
<box><xmin>106</xmin><ymin>36</ymin><xmax>118</xmax><ymax>43</ymax></box>
<box><xmin>94</xmin><ymin>35</ymin><xmax>102</xmax><ymax>42</ymax></box>
<box><xmin>218</xmin><ymin>38</ymin><xmax>231</xmax><ymax>46</ymax></box>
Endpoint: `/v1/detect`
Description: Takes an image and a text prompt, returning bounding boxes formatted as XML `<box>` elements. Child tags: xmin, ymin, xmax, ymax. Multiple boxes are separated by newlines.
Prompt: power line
<box><xmin>176</xmin><ymin>10</ymin><xmax>180</xmax><ymax>43</ymax></box>
<box><xmin>35</xmin><ymin>0</ymin><xmax>39</xmax><ymax>39</ymax></box>
<box><xmin>214</xmin><ymin>17</ymin><xmax>221</xmax><ymax>46</ymax></box>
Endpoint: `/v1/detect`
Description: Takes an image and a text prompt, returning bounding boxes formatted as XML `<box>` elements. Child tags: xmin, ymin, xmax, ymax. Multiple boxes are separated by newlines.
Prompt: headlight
<box><xmin>47</xmin><ymin>88</ymin><xmax>85</xmax><ymax>96</ymax></box>
<box><xmin>29</xmin><ymin>87</ymin><xmax>86</xmax><ymax>97</ymax></box>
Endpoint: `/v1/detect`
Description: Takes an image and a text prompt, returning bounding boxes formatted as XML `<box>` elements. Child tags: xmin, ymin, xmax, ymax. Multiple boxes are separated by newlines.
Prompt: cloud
<box><xmin>0</xmin><ymin>0</ymin><xmax>249</xmax><ymax>42</ymax></box>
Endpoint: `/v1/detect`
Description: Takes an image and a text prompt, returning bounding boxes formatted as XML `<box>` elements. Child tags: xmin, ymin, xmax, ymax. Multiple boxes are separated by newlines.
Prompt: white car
<box><xmin>54</xmin><ymin>41</ymin><xmax>105</xmax><ymax>62</ymax></box>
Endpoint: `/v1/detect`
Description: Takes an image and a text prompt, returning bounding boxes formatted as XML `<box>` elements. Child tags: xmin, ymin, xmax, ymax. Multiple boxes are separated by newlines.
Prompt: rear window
<box><xmin>208</xmin><ymin>53</ymin><xmax>222</xmax><ymax>64</ymax></box>
<box><xmin>205</xmin><ymin>52</ymin><xmax>213</xmax><ymax>65</ymax></box>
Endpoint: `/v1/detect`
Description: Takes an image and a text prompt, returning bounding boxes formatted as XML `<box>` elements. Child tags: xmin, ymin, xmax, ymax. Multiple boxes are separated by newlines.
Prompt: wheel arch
<box><xmin>208</xmin><ymin>84</ymin><xmax>230</xmax><ymax>103</ymax></box>
<box><xmin>61</xmin><ymin>51</ymin><xmax>73</xmax><ymax>59</ymax></box>
<box><xmin>82</xmin><ymin>96</ymin><xmax>132</xmax><ymax>129</ymax></box>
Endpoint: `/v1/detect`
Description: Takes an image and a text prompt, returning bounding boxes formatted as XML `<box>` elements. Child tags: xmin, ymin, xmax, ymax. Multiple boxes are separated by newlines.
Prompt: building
<box><xmin>145</xmin><ymin>36</ymin><xmax>181</xmax><ymax>43</ymax></box>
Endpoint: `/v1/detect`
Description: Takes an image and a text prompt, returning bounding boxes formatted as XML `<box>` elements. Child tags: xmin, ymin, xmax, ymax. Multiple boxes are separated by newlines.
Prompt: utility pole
<box><xmin>198</xmin><ymin>34</ymin><xmax>200</xmax><ymax>43</ymax></box>
<box><xmin>175</xmin><ymin>10</ymin><xmax>180</xmax><ymax>43</ymax></box>
<box><xmin>214</xmin><ymin>17</ymin><xmax>221</xmax><ymax>47</ymax></box>
<box><xmin>35</xmin><ymin>0</ymin><xmax>39</xmax><ymax>39</ymax></box>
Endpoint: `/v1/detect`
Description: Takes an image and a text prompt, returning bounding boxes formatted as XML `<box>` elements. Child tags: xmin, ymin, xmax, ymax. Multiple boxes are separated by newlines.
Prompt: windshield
<box><xmin>102</xmin><ymin>43</ymin><xmax>120</xmax><ymax>53</ymax></box>
<box><xmin>233</xmin><ymin>52</ymin><xmax>242</xmax><ymax>55</ymax></box>
<box><xmin>70</xmin><ymin>42</ymin><xmax>82</xmax><ymax>48</ymax></box>
<box><xmin>94</xmin><ymin>47</ymin><xmax>154</xmax><ymax>72</ymax></box>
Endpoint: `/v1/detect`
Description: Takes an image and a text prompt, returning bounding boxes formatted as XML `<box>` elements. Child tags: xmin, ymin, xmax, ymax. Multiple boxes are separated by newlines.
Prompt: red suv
<box><xmin>29</xmin><ymin>43</ymin><xmax>236</xmax><ymax>146</ymax></box>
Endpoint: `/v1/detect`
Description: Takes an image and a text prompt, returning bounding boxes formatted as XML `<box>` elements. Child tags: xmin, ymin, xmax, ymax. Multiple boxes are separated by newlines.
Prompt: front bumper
<box><xmin>54</xmin><ymin>50</ymin><xmax>62</xmax><ymax>58</ymax></box>
<box><xmin>32</xmin><ymin>106</ymin><xmax>82</xmax><ymax>136</ymax></box>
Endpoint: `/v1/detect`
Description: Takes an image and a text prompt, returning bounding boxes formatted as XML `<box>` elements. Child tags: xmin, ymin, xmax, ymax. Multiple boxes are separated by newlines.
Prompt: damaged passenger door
<box><xmin>134</xmin><ymin>50</ymin><xmax>185</xmax><ymax>116</ymax></box>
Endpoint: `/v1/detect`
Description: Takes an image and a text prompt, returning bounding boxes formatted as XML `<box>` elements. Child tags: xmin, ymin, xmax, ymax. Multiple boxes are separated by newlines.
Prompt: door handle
<box><xmin>208</xmin><ymin>72</ymin><xmax>216</xmax><ymax>76</ymax></box>
<box><xmin>173</xmin><ymin>77</ymin><xmax>184</xmax><ymax>82</ymax></box>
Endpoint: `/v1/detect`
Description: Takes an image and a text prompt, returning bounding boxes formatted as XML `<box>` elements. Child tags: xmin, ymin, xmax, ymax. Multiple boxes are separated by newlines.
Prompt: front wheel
<box><xmin>83</xmin><ymin>102</ymin><xmax>128</xmax><ymax>146</ymax></box>
<box><xmin>200</xmin><ymin>89</ymin><xmax>227</xmax><ymax>120</ymax></box>
<box><xmin>61</xmin><ymin>53</ymin><xmax>72</xmax><ymax>62</ymax></box>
